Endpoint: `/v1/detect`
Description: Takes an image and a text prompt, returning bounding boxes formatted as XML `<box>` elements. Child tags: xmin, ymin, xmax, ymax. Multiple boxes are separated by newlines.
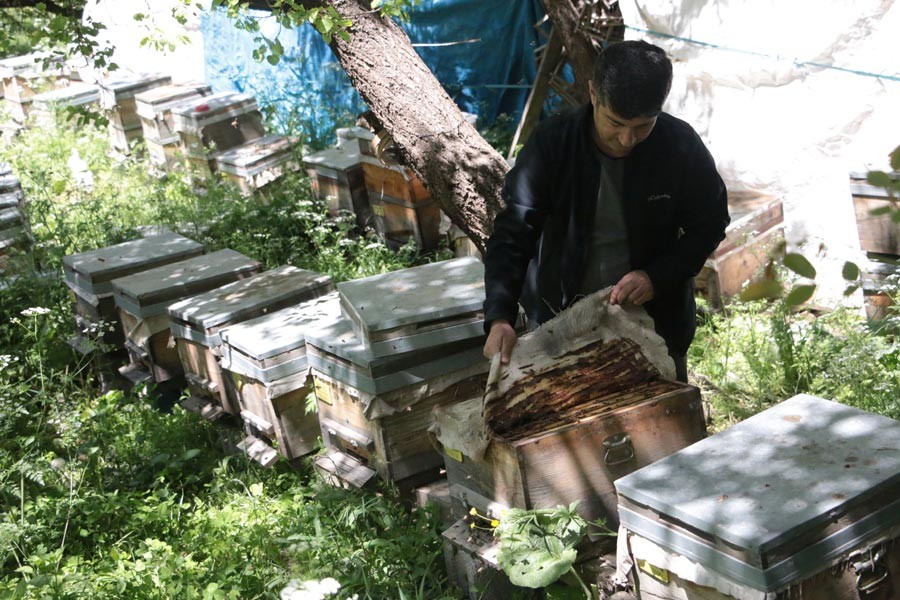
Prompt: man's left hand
<box><xmin>610</xmin><ymin>270</ymin><xmax>654</xmax><ymax>306</ymax></box>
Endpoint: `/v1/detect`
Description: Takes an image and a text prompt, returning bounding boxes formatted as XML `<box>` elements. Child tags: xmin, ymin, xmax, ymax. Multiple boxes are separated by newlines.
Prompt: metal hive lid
<box><xmin>220</xmin><ymin>292</ymin><xmax>341</xmax><ymax>361</ymax></box>
<box><xmin>98</xmin><ymin>73</ymin><xmax>171</xmax><ymax>103</ymax></box>
<box><xmin>112</xmin><ymin>249</ymin><xmax>259</xmax><ymax>308</ymax></box>
<box><xmin>170</xmin><ymin>91</ymin><xmax>257</xmax><ymax>119</ymax></box>
<box><xmin>134</xmin><ymin>82</ymin><xmax>211</xmax><ymax>110</ymax></box>
<box><xmin>32</xmin><ymin>83</ymin><xmax>99</xmax><ymax>108</ymax></box>
<box><xmin>167</xmin><ymin>265</ymin><xmax>332</xmax><ymax>331</ymax></box>
<box><xmin>336</xmin><ymin>257</ymin><xmax>485</xmax><ymax>336</ymax></box>
<box><xmin>62</xmin><ymin>232</ymin><xmax>203</xmax><ymax>293</ymax></box>
<box><xmin>302</xmin><ymin>145</ymin><xmax>366</xmax><ymax>172</ymax></box>
<box><xmin>616</xmin><ymin>394</ymin><xmax>900</xmax><ymax>559</ymax></box>
<box><xmin>214</xmin><ymin>134</ymin><xmax>294</xmax><ymax>169</ymax></box>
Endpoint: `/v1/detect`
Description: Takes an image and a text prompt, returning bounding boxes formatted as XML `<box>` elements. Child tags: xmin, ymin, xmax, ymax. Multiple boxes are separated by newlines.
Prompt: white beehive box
<box><xmin>213</xmin><ymin>134</ymin><xmax>299</xmax><ymax>195</ymax></box>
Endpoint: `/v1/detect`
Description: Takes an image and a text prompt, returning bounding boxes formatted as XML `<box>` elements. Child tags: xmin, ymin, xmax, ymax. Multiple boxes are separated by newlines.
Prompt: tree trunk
<box><xmin>318</xmin><ymin>0</ymin><xmax>508</xmax><ymax>252</ymax></box>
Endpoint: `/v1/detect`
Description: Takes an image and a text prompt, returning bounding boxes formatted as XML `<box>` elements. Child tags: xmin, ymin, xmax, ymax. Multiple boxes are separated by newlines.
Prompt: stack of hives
<box><xmin>133</xmin><ymin>82</ymin><xmax>212</xmax><ymax>171</ymax></box>
<box><xmin>0</xmin><ymin>51</ymin><xmax>64</xmax><ymax>122</ymax></box>
<box><xmin>302</xmin><ymin>256</ymin><xmax>489</xmax><ymax>489</ymax></box>
<box><xmin>98</xmin><ymin>72</ymin><xmax>172</xmax><ymax>153</ymax></box>
<box><xmin>30</xmin><ymin>81</ymin><xmax>100</xmax><ymax>125</ymax></box>
<box><xmin>431</xmin><ymin>291</ymin><xmax>708</xmax><ymax>599</ymax></box>
<box><xmin>0</xmin><ymin>164</ymin><xmax>32</xmax><ymax>274</ymax></box>
<box><xmin>302</xmin><ymin>127</ymin><xmax>446</xmax><ymax>252</ymax></box>
<box><xmin>850</xmin><ymin>170</ymin><xmax>900</xmax><ymax>321</ymax></box>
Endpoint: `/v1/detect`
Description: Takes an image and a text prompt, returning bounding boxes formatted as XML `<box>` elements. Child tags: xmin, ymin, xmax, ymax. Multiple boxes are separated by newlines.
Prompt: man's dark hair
<box><xmin>591</xmin><ymin>40</ymin><xmax>673</xmax><ymax>119</ymax></box>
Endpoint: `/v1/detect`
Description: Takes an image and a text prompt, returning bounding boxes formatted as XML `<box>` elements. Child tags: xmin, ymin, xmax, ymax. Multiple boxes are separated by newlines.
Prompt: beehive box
<box><xmin>0</xmin><ymin>173</ymin><xmax>23</xmax><ymax>197</ymax></box>
<box><xmin>361</xmin><ymin>160</ymin><xmax>441</xmax><ymax>250</ymax></box>
<box><xmin>0</xmin><ymin>206</ymin><xmax>30</xmax><ymax>271</ymax></box>
<box><xmin>305</xmin><ymin>308</ymin><xmax>488</xmax><ymax>489</ymax></box>
<box><xmin>616</xmin><ymin>394</ymin><xmax>900</xmax><ymax>599</ymax></box>
<box><xmin>98</xmin><ymin>73</ymin><xmax>172</xmax><ymax>152</ymax></box>
<box><xmin>337</xmin><ymin>256</ymin><xmax>485</xmax><ymax>358</ymax></box>
<box><xmin>861</xmin><ymin>256</ymin><xmax>898</xmax><ymax>321</ymax></box>
<box><xmin>218</xmin><ymin>293</ymin><xmax>340</xmax><ymax>464</ymax></box>
<box><xmin>111</xmin><ymin>249</ymin><xmax>260</xmax><ymax>383</ymax></box>
<box><xmin>62</xmin><ymin>232</ymin><xmax>204</xmax><ymax>352</ymax></box>
<box><xmin>851</xmin><ymin>171</ymin><xmax>900</xmax><ymax>256</ymax></box>
<box><xmin>172</xmin><ymin>91</ymin><xmax>266</xmax><ymax>178</ymax></box>
<box><xmin>302</xmin><ymin>145</ymin><xmax>373</xmax><ymax>230</ymax></box>
<box><xmin>31</xmin><ymin>82</ymin><xmax>100</xmax><ymax>118</ymax></box>
<box><xmin>213</xmin><ymin>134</ymin><xmax>299</xmax><ymax>195</ymax></box>
<box><xmin>134</xmin><ymin>82</ymin><xmax>212</xmax><ymax>170</ymax></box>
<box><xmin>167</xmin><ymin>265</ymin><xmax>333</xmax><ymax>418</ymax></box>
<box><xmin>695</xmin><ymin>189</ymin><xmax>785</xmax><ymax>307</ymax></box>
<box><xmin>336</xmin><ymin>126</ymin><xmax>375</xmax><ymax>157</ymax></box>
<box><xmin>434</xmin><ymin>291</ymin><xmax>706</xmax><ymax>529</ymax></box>
<box><xmin>0</xmin><ymin>52</ymin><xmax>63</xmax><ymax>121</ymax></box>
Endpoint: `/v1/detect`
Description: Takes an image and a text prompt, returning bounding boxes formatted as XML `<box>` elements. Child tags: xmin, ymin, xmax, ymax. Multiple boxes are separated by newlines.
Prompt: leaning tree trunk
<box><xmin>540</xmin><ymin>0</ymin><xmax>597</xmax><ymax>104</ymax></box>
<box><xmin>317</xmin><ymin>0</ymin><xmax>508</xmax><ymax>252</ymax></box>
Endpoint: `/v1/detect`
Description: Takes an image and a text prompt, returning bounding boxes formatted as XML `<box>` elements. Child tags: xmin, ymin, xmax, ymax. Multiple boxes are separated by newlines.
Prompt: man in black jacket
<box><xmin>482</xmin><ymin>40</ymin><xmax>729</xmax><ymax>382</ymax></box>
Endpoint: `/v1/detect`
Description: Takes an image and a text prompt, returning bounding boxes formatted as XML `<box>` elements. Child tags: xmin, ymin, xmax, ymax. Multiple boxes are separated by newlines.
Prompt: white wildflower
<box><xmin>21</xmin><ymin>307</ymin><xmax>52</xmax><ymax>317</ymax></box>
<box><xmin>280</xmin><ymin>577</ymin><xmax>342</xmax><ymax>600</ymax></box>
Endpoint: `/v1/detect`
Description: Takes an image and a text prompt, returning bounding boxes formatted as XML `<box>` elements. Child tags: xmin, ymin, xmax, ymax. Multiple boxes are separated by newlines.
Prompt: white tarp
<box><xmin>79</xmin><ymin>0</ymin><xmax>205</xmax><ymax>84</ymax></box>
<box><xmin>620</xmin><ymin>0</ymin><xmax>900</xmax><ymax>305</ymax></box>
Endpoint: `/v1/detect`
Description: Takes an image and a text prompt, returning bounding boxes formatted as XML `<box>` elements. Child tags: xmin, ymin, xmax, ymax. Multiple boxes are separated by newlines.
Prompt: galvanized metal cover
<box><xmin>214</xmin><ymin>134</ymin><xmax>294</xmax><ymax>170</ymax></box>
<box><xmin>167</xmin><ymin>265</ymin><xmax>332</xmax><ymax>331</ymax></box>
<box><xmin>337</xmin><ymin>257</ymin><xmax>484</xmax><ymax>335</ymax></box>
<box><xmin>0</xmin><ymin>207</ymin><xmax>23</xmax><ymax>230</ymax></box>
<box><xmin>62</xmin><ymin>232</ymin><xmax>203</xmax><ymax>295</ymax></box>
<box><xmin>112</xmin><ymin>249</ymin><xmax>259</xmax><ymax>313</ymax></box>
<box><xmin>616</xmin><ymin>394</ymin><xmax>900</xmax><ymax>570</ymax></box>
<box><xmin>0</xmin><ymin>175</ymin><xmax>22</xmax><ymax>194</ymax></box>
<box><xmin>0</xmin><ymin>191</ymin><xmax>23</xmax><ymax>210</ymax></box>
<box><xmin>134</xmin><ymin>82</ymin><xmax>211</xmax><ymax>116</ymax></box>
<box><xmin>171</xmin><ymin>91</ymin><xmax>257</xmax><ymax>124</ymax></box>
<box><xmin>98</xmin><ymin>73</ymin><xmax>171</xmax><ymax>104</ymax></box>
<box><xmin>32</xmin><ymin>83</ymin><xmax>99</xmax><ymax>109</ymax></box>
<box><xmin>220</xmin><ymin>292</ymin><xmax>341</xmax><ymax>361</ymax></box>
<box><xmin>302</xmin><ymin>145</ymin><xmax>366</xmax><ymax>172</ymax></box>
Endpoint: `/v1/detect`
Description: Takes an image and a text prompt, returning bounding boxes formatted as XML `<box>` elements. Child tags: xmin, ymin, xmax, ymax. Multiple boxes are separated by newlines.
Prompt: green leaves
<box><xmin>494</xmin><ymin>503</ymin><xmax>587</xmax><ymax>589</ymax></box>
<box><xmin>783</xmin><ymin>253</ymin><xmax>816</xmax><ymax>279</ymax></box>
<box><xmin>842</xmin><ymin>261</ymin><xmax>860</xmax><ymax>281</ymax></box>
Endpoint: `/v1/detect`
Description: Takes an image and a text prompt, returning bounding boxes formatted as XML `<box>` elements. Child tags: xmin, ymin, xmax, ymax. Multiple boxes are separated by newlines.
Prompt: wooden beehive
<box><xmin>336</xmin><ymin>256</ymin><xmax>485</xmax><ymax>358</ymax></box>
<box><xmin>111</xmin><ymin>249</ymin><xmax>260</xmax><ymax>383</ymax></box>
<box><xmin>0</xmin><ymin>52</ymin><xmax>63</xmax><ymax>121</ymax></box>
<box><xmin>851</xmin><ymin>171</ymin><xmax>900</xmax><ymax>256</ymax></box>
<box><xmin>861</xmin><ymin>256</ymin><xmax>899</xmax><ymax>322</ymax></box>
<box><xmin>305</xmin><ymin>306</ymin><xmax>488</xmax><ymax>489</ymax></box>
<box><xmin>0</xmin><ymin>206</ymin><xmax>30</xmax><ymax>272</ymax></box>
<box><xmin>30</xmin><ymin>82</ymin><xmax>100</xmax><ymax>121</ymax></box>
<box><xmin>167</xmin><ymin>265</ymin><xmax>333</xmax><ymax>418</ymax></box>
<box><xmin>302</xmin><ymin>145</ymin><xmax>373</xmax><ymax>230</ymax></box>
<box><xmin>134</xmin><ymin>82</ymin><xmax>212</xmax><ymax>170</ymax></box>
<box><xmin>361</xmin><ymin>160</ymin><xmax>441</xmax><ymax>250</ymax></box>
<box><xmin>98</xmin><ymin>73</ymin><xmax>172</xmax><ymax>152</ymax></box>
<box><xmin>218</xmin><ymin>293</ymin><xmax>340</xmax><ymax>465</ymax></box>
<box><xmin>336</xmin><ymin>126</ymin><xmax>376</xmax><ymax>157</ymax></box>
<box><xmin>171</xmin><ymin>91</ymin><xmax>266</xmax><ymax>178</ymax></box>
<box><xmin>213</xmin><ymin>134</ymin><xmax>299</xmax><ymax>195</ymax></box>
<box><xmin>62</xmin><ymin>232</ymin><xmax>204</xmax><ymax>352</ymax></box>
<box><xmin>435</xmin><ymin>291</ymin><xmax>705</xmax><ymax>528</ymax></box>
<box><xmin>616</xmin><ymin>394</ymin><xmax>900</xmax><ymax>599</ymax></box>
<box><xmin>695</xmin><ymin>189</ymin><xmax>785</xmax><ymax>307</ymax></box>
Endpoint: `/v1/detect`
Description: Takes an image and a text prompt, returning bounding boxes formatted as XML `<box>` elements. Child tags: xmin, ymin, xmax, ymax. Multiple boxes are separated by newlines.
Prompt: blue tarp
<box><xmin>202</xmin><ymin>1</ymin><xmax>545</xmax><ymax>147</ymax></box>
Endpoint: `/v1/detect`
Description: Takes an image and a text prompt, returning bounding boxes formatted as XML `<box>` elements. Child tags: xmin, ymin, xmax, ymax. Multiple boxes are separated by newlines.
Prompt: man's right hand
<box><xmin>483</xmin><ymin>319</ymin><xmax>517</xmax><ymax>364</ymax></box>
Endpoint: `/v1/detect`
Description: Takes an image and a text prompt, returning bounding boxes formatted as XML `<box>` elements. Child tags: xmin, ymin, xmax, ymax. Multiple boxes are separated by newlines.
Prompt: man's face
<box><xmin>589</xmin><ymin>81</ymin><xmax>658</xmax><ymax>158</ymax></box>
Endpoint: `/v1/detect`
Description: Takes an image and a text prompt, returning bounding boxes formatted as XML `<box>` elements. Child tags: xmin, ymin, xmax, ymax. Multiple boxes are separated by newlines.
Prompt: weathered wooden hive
<box><xmin>616</xmin><ymin>393</ymin><xmax>900</xmax><ymax>599</ymax></box>
<box><xmin>167</xmin><ymin>265</ymin><xmax>332</xmax><ymax>419</ymax></box>
<box><xmin>0</xmin><ymin>205</ymin><xmax>30</xmax><ymax>272</ymax></box>
<box><xmin>171</xmin><ymin>91</ymin><xmax>266</xmax><ymax>178</ymax></box>
<box><xmin>695</xmin><ymin>188</ymin><xmax>784</xmax><ymax>307</ymax></box>
<box><xmin>213</xmin><ymin>134</ymin><xmax>300</xmax><ymax>195</ymax></box>
<box><xmin>133</xmin><ymin>82</ymin><xmax>212</xmax><ymax>169</ymax></box>
<box><xmin>98</xmin><ymin>73</ymin><xmax>172</xmax><ymax>153</ymax></box>
<box><xmin>860</xmin><ymin>256</ymin><xmax>899</xmax><ymax>322</ymax></box>
<box><xmin>306</xmin><ymin>257</ymin><xmax>489</xmax><ymax>488</ymax></box>
<box><xmin>0</xmin><ymin>52</ymin><xmax>64</xmax><ymax>121</ymax></box>
<box><xmin>63</xmin><ymin>232</ymin><xmax>204</xmax><ymax>352</ymax></box>
<box><xmin>218</xmin><ymin>293</ymin><xmax>340</xmax><ymax>466</ymax></box>
<box><xmin>111</xmin><ymin>249</ymin><xmax>260</xmax><ymax>384</ymax></box>
<box><xmin>851</xmin><ymin>170</ymin><xmax>900</xmax><ymax>256</ymax></box>
<box><xmin>361</xmin><ymin>159</ymin><xmax>441</xmax><ymax>251</ymax></box>
<box><xmin>302</xmin><ymin>144</ymin><xmax>373</xmax><ymax>231</ymax></box>
<box><xmin>30</xmin><ymin>81</ymin><xmax>100</xmax><ymax>123</ymax></box>
<box><xmin>433</xmin><ymin>290</ymin><xmax>706</xmax><ymax>528</ymax></box>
